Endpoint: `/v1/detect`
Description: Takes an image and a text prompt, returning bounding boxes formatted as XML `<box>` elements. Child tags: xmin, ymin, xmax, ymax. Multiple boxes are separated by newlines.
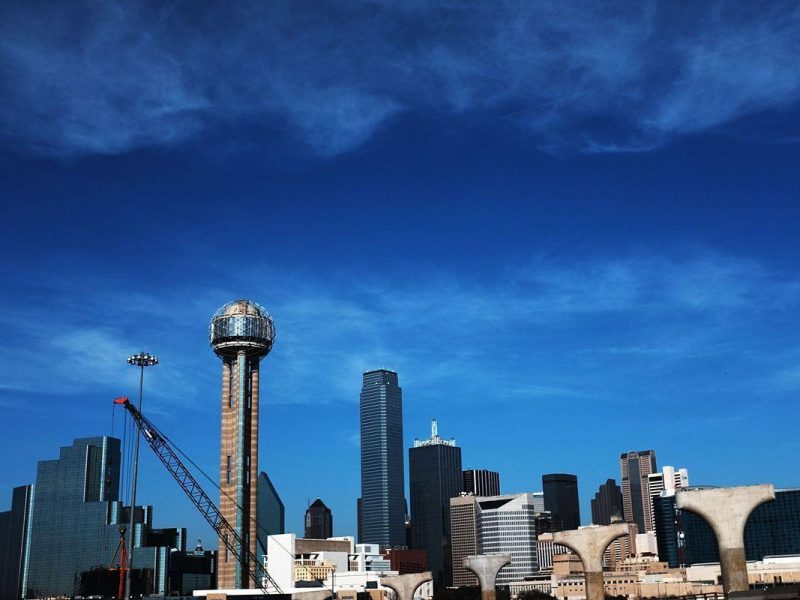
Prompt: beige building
<box><xmin>549</xmin><ymin>555</ymin><xmax>800</xmax><ymax>600</ymax></box>
<box><xmin>450</xmin><ymin>494</ymin><xmax>480</xmax><ymax>586</ymax></box>
<box><xmin>603</xmin><ymin>523</ymin><xmax>638</xmax><ymax>567</ymax></box>
<box><xmin>620</xmin><ymin>450</ymin><xmax>657</xmax><ymax>533</ymax></box>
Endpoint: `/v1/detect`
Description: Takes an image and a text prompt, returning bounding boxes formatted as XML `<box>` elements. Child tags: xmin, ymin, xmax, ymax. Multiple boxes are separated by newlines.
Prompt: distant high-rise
<box><xmin>360</xmin><ymin>369</ymin><xmax>405</xmax><ymax>548</ymax></box>
<box><xmin>409</xmin><ymin>419</ymin><xmax>462</xmax><ymax>585</ymax></box>
<box><xmin>0</xmin><ymin>485</ymin><xmax>33</xmax><ymax>600</ymax></box>
<box><xmin>304</xmin><ymin>498</ymin><xmax>333</xmax><ymax>539</ymax></box>
<box><xmin>531</xmin><ymin>491</ymin><xmax>545</xmax><ymax>513</ymax></box>
<box><xmin>591</xmin><ymin>479</ymin><xmax>624</xmax><ymax>525</ymax></box>
<box><xmin>542</xmin><ymin>474</ymin><xmax>581</xmax><ymax>531</ymax></box>
<box><xmin>256</xmin><ymin>471</ymin><xmax>284</xmax><ymax>565</ymax></box>
<box><xmin>646</xmin><ymin>466</ymin><xmax>688</xmax><ymax>533</ymax></box>
<box><xmin>620</xmin><ymin>450</ymin><xmax>657</xmax><ymax>532</ymax></box>
<box><xmin>209</xmin><ymin>299</ymin><xmax>275</xmax><ymax>589</ymax></box>
<box><xmin>450</xmin><ymin>495</ymin><xmax>480</xmax><ymax>586</ymax></box>
<box><xmin>463</xmin><ymin>469</ymin><xmax>500</xmax><ymax>496</ymax></box>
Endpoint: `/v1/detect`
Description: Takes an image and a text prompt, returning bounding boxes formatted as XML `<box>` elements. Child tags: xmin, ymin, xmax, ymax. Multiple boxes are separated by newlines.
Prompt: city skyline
<box><xmin>2</xmin><ymin>1</ymin><xmax>800</xmax><ymax>556</ymax></box>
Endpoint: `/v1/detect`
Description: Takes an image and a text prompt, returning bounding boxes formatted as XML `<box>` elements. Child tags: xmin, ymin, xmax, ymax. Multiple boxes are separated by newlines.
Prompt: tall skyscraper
<box><xmin>256</xmin><ymin>471</ymin><xmax>284</xmax><ymax>566</ymax></box>
<box><xmin>409</xmin><ymin>419</ymin><xmax>462</xmax><ymax>585</ymax></box>
<box><xmin>542</xmin><ymin>473</ymin><xmax>581</xmax><ymax>531</ymax></box>
<box><xmin>209</xmin><ymin>299</ymin><xmax>276</xmax><ymax>589</ymax></box>
<box><xmin>620</xmin><ymin>450</ymin><xmax>657</xmax><ymax>532</ymax></box>
<box><xmin>0</xmin><ymin>485</ymin><xmax>33</xmax><ymax>600</ymax></box>
<box><xmin>646</xmin><ymin>466</ymin><xmax>688</xmax><ymax>532</ymax></box>
<box><xmin>463</xmin><ymin>469</ymin><xmax>500</xmax><ymax>496</ymax></box>
<box><xmin>304</xmin><ymin>498</ymin><xmax>333</xmax><ymax>539</ymax></box>
<box><xmin>591</xmin><ymin>478</ymin><xmax>624</xmax><ymax>525</ymax></box>
<box><xmin>360</xmin><ymin>369</ymin><xmax>405</xmax><ymax>548</ymax></box>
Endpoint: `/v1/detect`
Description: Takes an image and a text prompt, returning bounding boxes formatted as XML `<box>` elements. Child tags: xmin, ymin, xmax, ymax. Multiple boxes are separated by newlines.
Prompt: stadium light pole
<box><xmin>124</xmin><ymin>352</ymin><xmax>158</xmax><ymax>600</ymax></box>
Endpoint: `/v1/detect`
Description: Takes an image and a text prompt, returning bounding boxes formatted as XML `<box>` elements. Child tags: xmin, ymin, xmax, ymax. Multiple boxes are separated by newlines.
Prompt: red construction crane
<box><xmin>114</xmin><ymin>396</ymin><xmax>282</xmax><ymax>595</ymax></box>
<box><xmin>108</xmin><ymin>525</ymin><xmax>128</xmax><ymax>600</ymax></box>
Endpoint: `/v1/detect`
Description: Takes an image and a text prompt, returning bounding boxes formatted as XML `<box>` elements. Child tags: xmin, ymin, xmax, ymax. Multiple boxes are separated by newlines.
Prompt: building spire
<box><xmin>414</xmin><ymin>418</ymin><xmax>456</xmax><ymax>447</ymax></box>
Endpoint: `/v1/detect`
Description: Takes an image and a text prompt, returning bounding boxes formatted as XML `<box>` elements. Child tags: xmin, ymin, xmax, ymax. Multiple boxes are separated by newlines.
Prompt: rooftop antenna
<box><xmin>431</xmin><ymin>418</ymin><xmax>439</xmax><ymax>439</ymax></box>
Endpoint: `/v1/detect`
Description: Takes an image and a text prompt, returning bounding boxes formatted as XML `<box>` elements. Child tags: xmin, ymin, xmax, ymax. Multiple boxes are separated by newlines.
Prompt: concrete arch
<box><xmin>380</xmin><ymin>571</ymin><xmax>433</xmax><ymax>600</ymax></box>
<box><xmin>677</xmin><ymin>484</ymin><xmax>775</xmax><ymax>594</ymax></box>
<box><xmin>553</xmin><ymin>523</ymin><xmax>629</xmax><ymax>600</ymax></box>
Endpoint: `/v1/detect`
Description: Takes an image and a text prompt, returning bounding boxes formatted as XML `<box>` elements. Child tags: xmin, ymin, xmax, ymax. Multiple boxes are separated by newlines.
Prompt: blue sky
<box><xmin>1</xmin><ymin>1</ymin><xmax>799</xmax><ymax>548</ymax></box>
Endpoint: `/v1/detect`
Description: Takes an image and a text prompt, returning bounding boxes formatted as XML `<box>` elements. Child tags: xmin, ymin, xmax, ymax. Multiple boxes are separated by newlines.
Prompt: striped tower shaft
<box><xmin>219</xmin><ymin>351</ymin><xmax>260</xmax><ymax>589</ymax></box>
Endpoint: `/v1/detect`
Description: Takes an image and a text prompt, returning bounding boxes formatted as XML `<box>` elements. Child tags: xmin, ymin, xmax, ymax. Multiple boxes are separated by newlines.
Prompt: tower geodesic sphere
<box><xmin>209</xmin><ymin>299</ymin><xmax>275</xmax><ymax>358</ymax></box>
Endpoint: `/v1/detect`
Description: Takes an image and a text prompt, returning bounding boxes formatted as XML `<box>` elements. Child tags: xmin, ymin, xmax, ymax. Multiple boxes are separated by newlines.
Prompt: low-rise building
<box><xmin>549</xmin><ymin>554</ymin><xmax>800</xmax><ymax>599</ymax></box>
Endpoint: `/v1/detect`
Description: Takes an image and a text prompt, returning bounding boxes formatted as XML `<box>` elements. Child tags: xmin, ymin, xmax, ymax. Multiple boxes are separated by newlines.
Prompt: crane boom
<box><xmin>114</xmin><ymin>396</ymin><xmax>282</xmax><ymax>595</ymax></box>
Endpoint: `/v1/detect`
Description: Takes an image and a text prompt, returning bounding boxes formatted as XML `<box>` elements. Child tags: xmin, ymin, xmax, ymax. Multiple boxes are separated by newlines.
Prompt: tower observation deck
<box><xmin>210</xmin><ymin>300</ymin><xmax>275</xmax><ymax>589</ymax></box>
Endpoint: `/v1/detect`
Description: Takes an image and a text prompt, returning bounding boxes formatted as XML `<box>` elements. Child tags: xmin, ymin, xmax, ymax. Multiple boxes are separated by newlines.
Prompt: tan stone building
<box><xmin>450</xmin><ymin>494</ymin><xmax>480</xmax><ymax>586</ymax></box>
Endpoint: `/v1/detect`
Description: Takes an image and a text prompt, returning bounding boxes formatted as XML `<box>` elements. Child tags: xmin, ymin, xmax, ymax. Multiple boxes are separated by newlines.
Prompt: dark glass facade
<box><xmin>169</xmin><ymin>545</ymin><xmax>217</xmax><ymax>595</ymax></box>
<box><xmin>542</xmin><ymin>474</ymin><xmax>581</xmax><ymax>531</ymax></box>
<box><xmin>257</xmin><ymin>470</ymin><xmax>285</xmax><ymax>568</ymax></box>
<box><xmin>745</xmin><ymin>488</ymin><xmax>800</xmax><ymax>559</ymax></box>
<box><xmin>591</xmin><ymin>478</ymin><xmax>624</xmax><ymax>525</ymax></box>
<box><xmin>0</xmin><ymin>485</ymin><xmax>33</xmax><ymax>600</ymax></box>
<box><xmin>22</xmin><ymin>436</ymin><xmax>185</xmax><ymax>598</ymax></box>
<box><xmin>304</xmin><ymin>498</ymin><xmax>333</xmax><ymax>539</ymax></box>
<box><xmin>463</xmin><ymin>469</ymin><xmax>500</xmax><ymax>496</ymax></box>
<box><xmin>409</xmin><ymin>440</ymin><xmax>462</xmax><ymax>585</ymax></box>
<box><xmin>360</xmin><ymin>370</ymin><xmax>405</xmax><ymax>548</ymax></box>
<box><xmin>654</xmin><ymin>488</ymin><xmax>800</xmax><ymax>567</ymax></box>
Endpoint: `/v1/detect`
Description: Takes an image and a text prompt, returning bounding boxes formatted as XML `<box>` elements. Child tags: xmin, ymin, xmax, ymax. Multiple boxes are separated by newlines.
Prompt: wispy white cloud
<box><xmin>0</xmin><ymin>2</ymin><xmax>799</xmax><ymax>157</ymax></box>
<box><xmin>0</xmin><ymin>250</ymin><xmax>797</xmax><ymax>415</ymax></box>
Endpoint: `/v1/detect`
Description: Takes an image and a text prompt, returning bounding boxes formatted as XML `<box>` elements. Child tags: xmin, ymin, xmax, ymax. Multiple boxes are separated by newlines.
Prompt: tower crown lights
<box><xmin>127</xmin><ymin>352</ymin><xmax>158</xmax><ymax>366</ymax></box>
<box><xmin>209</xmin><ymin>299</ymin><xmax>275</xmax><ymax>358</ymax></box>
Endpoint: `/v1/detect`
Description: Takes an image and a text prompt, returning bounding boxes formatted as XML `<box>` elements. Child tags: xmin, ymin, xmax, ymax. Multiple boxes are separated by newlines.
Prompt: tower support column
<box><xmin>210</xmin><ymin>300</ymin><xmax>274</xmax><ymax>590</ymax></box>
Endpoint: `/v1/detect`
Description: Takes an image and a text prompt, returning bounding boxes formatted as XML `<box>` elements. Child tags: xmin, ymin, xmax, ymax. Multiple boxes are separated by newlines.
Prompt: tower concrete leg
<box><xmin>380</xmin><ymin>572</ymin><xmax>432</xmax><ymax>600</ymax></box>
<box><xmin>554</xmin><ymin>523</ymin><xmax>629</xmax><ymax>600</ymax></box>
<box><xmin>676</xmin><ymin>484</ymin><xmax>775</xmax><ymax>595</ymax></box>
<box><xmin>463</xmin><ymin>554</ymin><xmax>512</xmax><ymax>600</ymax></box>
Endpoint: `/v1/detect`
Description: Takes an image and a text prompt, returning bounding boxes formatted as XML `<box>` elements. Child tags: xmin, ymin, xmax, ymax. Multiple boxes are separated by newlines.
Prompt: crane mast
<box><xmin>114</xmin><ymin>396</ymin><xmax>282</xmax><ymax>595</ymax></box>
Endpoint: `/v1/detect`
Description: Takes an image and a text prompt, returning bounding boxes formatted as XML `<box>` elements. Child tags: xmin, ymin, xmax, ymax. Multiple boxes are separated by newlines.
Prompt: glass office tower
<box><xmin>542</xmin><ymin>473</ymin><xmax>581</xmax><ymax>531</ymax></box>
<box><xmin>360</xmin><ymin>369</ymin><xmax>405</xmax><ymax>548</ymax></box>
<box><xmin>256</xmin><ymin>471</ymin><xmax>285</xmax><ymax>567</ymax></box>
<box><xmin>591</xmin><ymin>478</ymin><xmax>624</xmax><ymax>525</ymax></box>
<box><xmin>0</xmin><ymin>485</ymin><xmax>33</xmax><ymax>600</ymax></box>
<box><xmin>22</xmin><ymin>436</ymin><xmax>182</xmax><ymax>598</ymax></box>
<box><xmin>24</xmin><ymin>437</ymin><xmax>123</xmax><ymax>597</ymax></box>
<box><xmin>409</xmin><ymin>420</ymin><xmax>462</xmax><ymax>585</ymax></box>
<box><xmin>304</xmin><ymin>498</ymin><xmax>333</xmax><ymax>539</ymax></box>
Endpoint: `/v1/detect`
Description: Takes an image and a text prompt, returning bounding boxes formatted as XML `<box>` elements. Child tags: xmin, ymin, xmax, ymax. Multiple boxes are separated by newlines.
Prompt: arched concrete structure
<box><xmin>553</xmin><ymin>523</ymin><xmax>629</xmax><ymax>600</ymax></box>
<box><xmin>463</xmin><ymin>554</ymin><xmax>512</xmax><ymax>600</ymax></box>
<box><xmin>676</xmin><ymin>484</ymin><xmax>775</xmax><ymax>594</ymax></box>
<box><xmin>380</xmin><ymin>571</ymin><xmax>432</xmax><ymax>600</ymax></box>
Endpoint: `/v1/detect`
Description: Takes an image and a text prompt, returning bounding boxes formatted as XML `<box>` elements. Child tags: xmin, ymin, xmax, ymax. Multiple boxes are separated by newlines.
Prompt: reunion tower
<box><xmin>209</xmin><ymin>300</ymin><xmax>275</xmax><ymax>589</ymax></box>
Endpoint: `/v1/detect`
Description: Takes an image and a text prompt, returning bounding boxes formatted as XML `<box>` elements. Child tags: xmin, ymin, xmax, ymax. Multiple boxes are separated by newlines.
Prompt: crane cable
<box><xmin>114</xmin><ymin>402</ymin><xmax>300</xmax><ymax>584</ymax></box>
